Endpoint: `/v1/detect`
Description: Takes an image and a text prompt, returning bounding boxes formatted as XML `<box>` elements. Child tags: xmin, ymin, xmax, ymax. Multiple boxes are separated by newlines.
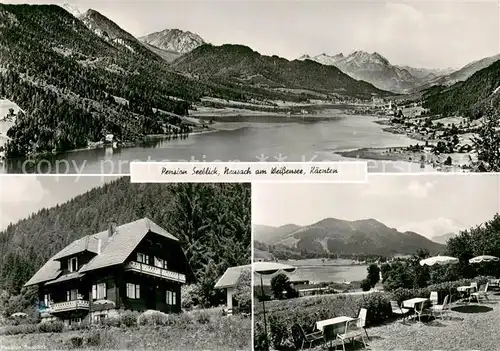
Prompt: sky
<box><xmin>0</xmin><ymin>176</ymin><xmax>120</xmax><ymax>230</ymax></box>
<box><xmin>3</xmin><ymin>0</ymin><xmax>499</xmax><ymax>69</ymax></box>
<box><xmin>253</xmin><ymin>175</ymin><xmax>500</xmax><ymax>238</ymax></box>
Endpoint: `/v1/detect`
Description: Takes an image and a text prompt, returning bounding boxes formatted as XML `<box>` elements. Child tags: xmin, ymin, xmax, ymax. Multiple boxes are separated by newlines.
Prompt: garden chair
<box><xmin>431</xmin><ymin>295</ymin><xmax>450</xmax><ymax>319</ymax></box>
<box><xmin>390</xmin><ymin>300</ymin><xmax>410</xmax><ymax>323</ymax></box>
<box><xmin>470</xmin><ymin>283</ymin><xmax>489</xmax><ymax>303</ymax></box>
<box><xmin>470</xmin><ymin>282</ymin><xmax>478</xmax><ymax>292</ymax></box>
<box><xmin>415</xmin><ymin>301</ymin><xmax>432</xmax><ymax>323</ymax></box>
<box><xmin>291</xmin><ymin>323</ymin><xmax>325</xmax><ymax>350</ymax></box>
<box><xmin>430</xmin><ymin>291</ymin><xmax>438</xmax><ymax>305</ymax></box>
<box><xmin>335</xmin><ymin>310</ymin><xmax>368</xmax><ymax>351</ymax></box>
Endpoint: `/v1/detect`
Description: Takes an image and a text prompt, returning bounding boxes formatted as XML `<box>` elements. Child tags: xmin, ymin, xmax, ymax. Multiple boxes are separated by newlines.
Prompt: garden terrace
<box><xmin>254</xmin><ymin>279</ymin><xmax>500</xmax><ymax>350</ymax></box>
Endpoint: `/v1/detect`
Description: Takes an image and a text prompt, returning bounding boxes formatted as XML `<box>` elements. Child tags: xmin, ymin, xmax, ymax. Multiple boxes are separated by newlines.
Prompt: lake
<box><xmin>0</xmin><ymin>112</ymin><xmax>434</xmax><ymax>173</ymax></box>
<box><xmin>256</xmin><ymin>259</ymin><xmax>369</xmax><ymax>285</ymax></box>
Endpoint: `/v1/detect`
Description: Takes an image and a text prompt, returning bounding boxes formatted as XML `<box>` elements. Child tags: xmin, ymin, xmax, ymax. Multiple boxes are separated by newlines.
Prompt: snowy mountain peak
<box><xmin>138</xmin><ymin>28</ymin><xmax>205</xmax><ymax>54</ymax></box>
<box><xmin>61</xmin><ymin>3</ymin><xmax>81</xmax><ymax>17</ymax></box>
<box><xmin>79</xmin><ymin>9</ymin><xmax>136</xmax><ymax>42</ymax></box>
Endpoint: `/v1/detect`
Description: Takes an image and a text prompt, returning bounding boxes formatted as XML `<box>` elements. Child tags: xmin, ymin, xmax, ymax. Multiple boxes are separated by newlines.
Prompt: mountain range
<box><xmin>172</xmin><ymin>44</ymin><xmax>390</xmax><ymax>99</ymax></box>
<box><xmin>298</xmin><ymin>51</ymin><xmax>438</xmax><ymax>93</ymax></box>
<box><xmin>254</xmin><ymin>218</ymin><xmax>444</xmax><ymax>256</ymax></box>
<box><xmin>298</xmin><ymin>51</ymin><xmax>500</xmax><ymax>96</ymax></box>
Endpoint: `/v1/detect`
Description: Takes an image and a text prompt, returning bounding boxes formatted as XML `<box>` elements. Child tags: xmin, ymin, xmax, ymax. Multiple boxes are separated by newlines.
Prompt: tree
<box><xmin>233</xmin><ymin>268</ymin><xmax>251</xmax><ymax>314</ymax></box>
<box><xmin>270</xmin><ymin>273</ymin><xmax>290</xmax><ymax>300</ymax></box>
<box><xmin>360</xmin><ymin>279</ymin><xmax>371</xmax><ymax>292</ymax></box>
<box><xmin>471</xmin><ymin>110</ymin><xmax>500</xmax><ymax>171</ymax></box>
<box><xmin>444</xmin><ymin>156</ymin><xmax>452</xmax><ymax>166</ymax></box>
<box><xmin>366</xmin><ymin>264</ymin><xmax>380</xmax><ymax>288</ymax></box>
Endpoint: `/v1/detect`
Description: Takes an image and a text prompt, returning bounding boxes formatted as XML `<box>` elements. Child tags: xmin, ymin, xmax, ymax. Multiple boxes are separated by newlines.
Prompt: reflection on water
<box><xmin>1</xmin><ymin>115</ymin><xmax>436</xmax><ymax>174</ymax></box>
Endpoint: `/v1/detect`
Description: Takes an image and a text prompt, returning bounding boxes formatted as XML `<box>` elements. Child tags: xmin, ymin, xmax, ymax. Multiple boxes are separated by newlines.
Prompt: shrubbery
<box><xmin>37</xmin><ymin>320</ymin><xmax>65</xmax><ymax>333</ymax></box>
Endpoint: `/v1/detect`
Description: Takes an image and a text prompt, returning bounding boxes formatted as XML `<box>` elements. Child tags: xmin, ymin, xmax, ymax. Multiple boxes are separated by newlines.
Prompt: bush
<box><xmin>0</xmin><ymin>323</ymin><xmax>38</xmax><ymax>335</ymax></box>
<box><xmin>119</xmin><ymin>310</ymin><xmax>139</xmax><ymax>327</ymax></box>
<box><xmin>137</xmin><ymin>310</ymin><xmax>169</xmax><ymax>326</ymax></box>
<box><xmin>253</xmin><ymin>321</ymin><xmax>269</xmax><ymax>351</ymax></box>
<box><xmin>86</xmin><ymin>330</ymin><xmax>101</xmax><ymax>347</ymax></box>
<box><xmin>194</xmin><ymin>310</ymin><xmax>211</xmax><ymax>324</ymax></box>
<box><xmin>38</xmin><ymin>320</ymin><xmax>64</xmax><ymax>333</ymax></box>
<box><xmin>271</xmin><ymin>273</ymin><xmax>290</xmax><ymax>300</ymax></box>
<box><xmin>360</xmin><ymin>279</ymin><xmax>371</xmax><ymax>292</ymax></box>
<box><xmin>71</xmin><ymin>320</ymin><xmax>90</xmax><ymax>331</ymax></box>
<box><xmin>100</xmin><ymin>316</ymin><xmax>120</xmax><ymax>327</ymax></box>
<box><xmin>359</xmin><ymin>293</ymin><xmax>391</xmax><ymax>326</ymax></box>
<box><xmin>268</xmin><ymin>314</ymin><xmax>289</xmax><ymax>349</ymax></box>
<box><xmin>181</xmin><ymin>284</ymin><xmax>199</xmax><ymax>310</ymax></box>
<box><xmin>233</xmin><ymin>268</ymin><xmax>251</xmax><ymax>314</ymax></box>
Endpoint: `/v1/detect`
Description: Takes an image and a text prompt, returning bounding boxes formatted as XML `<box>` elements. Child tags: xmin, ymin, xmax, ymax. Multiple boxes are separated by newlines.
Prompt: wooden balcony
<box><xmin>49</xmin><ymin>300</ymin><xmax>90</xmax><ymax>313</ymax></box>
<box><xmin>125</xmin><ymin>261</ymin><xmax>186</xmax><ymax>283</ymax></box>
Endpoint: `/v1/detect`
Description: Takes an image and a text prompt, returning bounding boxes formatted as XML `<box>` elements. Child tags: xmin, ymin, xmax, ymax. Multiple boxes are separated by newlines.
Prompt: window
<box><xmin>137</xmin><ymin>253</ymin><xmax>149</xmax><ymax>264</ymax></box>
<box><xmin>70</xmin><ymin>318</ymin><xmax>81</xmax><ymax>325</ymax></box>
<box><xmin>92</xmin><ymin>283</ymin><xmax>106</xmax><ymax>300</ymax></box>
<box><xmin>126</xmin><ymin>283</ymin><xmax>140</xmax><ymax>299</ymax></box>
<box><xmin>154</xmin><ymin>257</ymin><xmax>167</xmax><ymax>269</ymax></box>
<box><xmin>93</xmin><ymin>314</ymin><xmax>106</xmax><ymax>323</ymax></box>
<box><xmin>166</xmin><ymin>290</ymin><xmax>177</xmax><ymax>306</ymax></box>
<box><xmin>66</xmin><ymin>289</ymin><xmax>78</xmax><ymax>301</ymax></box>
<box><xmin>44</xmin><ymin>294</ymin><xmax>51</xmax><ymax>308</ymax></box>
<box><xmin>68</xmin><ymin>257</ymin><xmax>78</xmax><ymax>272</ymax></box>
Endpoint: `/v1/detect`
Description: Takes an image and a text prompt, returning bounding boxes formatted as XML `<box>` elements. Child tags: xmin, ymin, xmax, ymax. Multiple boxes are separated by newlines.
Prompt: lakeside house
<box><xmin>24</xmin><ymin>218</ymin><xmax>194</xmax><ymax>325</ymax></box>
<box><xmin>214</xmin><ymin>264</ymin><xmax>251</xmax><ymax>315</ymax></box>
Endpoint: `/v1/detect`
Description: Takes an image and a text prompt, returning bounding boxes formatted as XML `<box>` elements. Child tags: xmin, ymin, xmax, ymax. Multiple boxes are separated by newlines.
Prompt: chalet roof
<box><xmin>52</xmin><ymin>236</ymin><xmax>100</xmax><ymax>261</ymax></box>
<box><xmin>214</xmin><ymin>264</ymin><xmax>251</xmax><ymax>289</ymax></box>
<box><xmin>24</xmin><ymin>218</ymin><xmax>180</xmax><ymax>287</ymax></box>
<box><xmin>44</xmin><ymin>271</ymin><xmax>85</xmax><ymax>286</ymax></box>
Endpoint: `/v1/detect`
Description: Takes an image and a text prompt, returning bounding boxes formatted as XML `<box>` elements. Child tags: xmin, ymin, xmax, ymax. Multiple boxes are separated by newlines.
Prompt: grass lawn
<box><xmin>313</xmin><ymin>292</ymin><xmax>500</xmax><ymax>351</ymax></box>
<box><xmin>0</xmin><ymin>311</ymin><xmax>251</xmax><ymax>350</ymax></box>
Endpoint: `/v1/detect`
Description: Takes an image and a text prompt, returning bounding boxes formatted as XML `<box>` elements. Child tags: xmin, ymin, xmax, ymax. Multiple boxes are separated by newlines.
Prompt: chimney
<box><xmin>108</xmin><ymin>221</ymin><xmax>117</xmax><ymax>238</ymax></box>
<box><xmin>97</xmin><ymin>239</ymin><xmax>102</xmax><ymax>254</ymax></box>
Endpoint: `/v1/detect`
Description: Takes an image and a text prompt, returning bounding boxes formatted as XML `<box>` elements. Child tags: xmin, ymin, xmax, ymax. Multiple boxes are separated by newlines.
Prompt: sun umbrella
<box><xmin>254</xmin><ymin>261</ymin><xmax>296</xmax><ymax>351</ymax></box>
<box><xmin>10</xmin><ymin>312</ymin><xmax>27</xmax><ymax>318</ymax></box>
<box><xmin>419</xmin><ymin>255</ymin><xmax>459</xmax><ymax>266</ymax></box>
<box><xmin>420</xmin><ymin>255</ymin><xmax>459</xmax><ymax>303</ymax></box>
<box><xmin>469</xmin><ymin>255</ymin><xmax>499</xmax><ymax>264</ymax></box>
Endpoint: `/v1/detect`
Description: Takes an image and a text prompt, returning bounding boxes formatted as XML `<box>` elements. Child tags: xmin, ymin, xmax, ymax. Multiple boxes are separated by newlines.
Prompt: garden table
<box><xmin>316</xmin><ymin>316</ymin><xmax>354</xmax><ymax>348</ymax></box>
<box><xmin>402</xmin><ymin>297</ymin><xmax>428</xmax><ymax>309</ymax></box>
<box><xmin>402</xmin><ymin>297</ymin><xmax>428</xmax><ymax>320</ymax></box>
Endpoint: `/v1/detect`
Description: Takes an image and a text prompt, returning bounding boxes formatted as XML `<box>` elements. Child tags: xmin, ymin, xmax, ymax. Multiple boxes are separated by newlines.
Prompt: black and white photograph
<box><xmin>0</xmin><ymin>0</ymin><xmax>499</xmax><ymax>174</ymax></box>
<box><xmin>0</xmin><ymin>176</ymin><xmax>251</xmax><ymax>350</ymax></box>
<box><xmin>253</xmin><ymin>175</ymin><xmax>500</xmax><ymax>350</ymax></box>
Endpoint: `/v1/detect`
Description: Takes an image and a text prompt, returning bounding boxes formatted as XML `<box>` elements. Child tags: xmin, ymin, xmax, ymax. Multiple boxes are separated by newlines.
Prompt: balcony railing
<box><xmin>49</xmin><ymin>300</ymin><xmax>90</xmax><ymax>313</ymax></box>
<box><xmin>125</xmin><ymin>261</ymin><xmax>186</xmax><ymax>283</ymax></box>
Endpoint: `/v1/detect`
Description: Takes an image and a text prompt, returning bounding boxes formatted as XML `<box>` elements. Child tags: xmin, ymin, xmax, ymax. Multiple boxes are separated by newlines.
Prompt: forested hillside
<box><xmin>423</xmin><ymin>59</ymin><xmax>500</xmax><ymax>118</ymax></box>
<box><xmin>0</xmin><ymin>179</ymin><xmax>251</xmax><ymax>313</ymax></box>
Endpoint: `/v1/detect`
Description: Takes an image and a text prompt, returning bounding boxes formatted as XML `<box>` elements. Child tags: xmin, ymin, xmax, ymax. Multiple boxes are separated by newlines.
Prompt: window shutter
<box><xmin>92</xmin><ymin>285</ymin><xmax>97</xmax><ymax>300</ymax></box>
<box><xmin>135</xmin><ymin>284</ymin><xmax>140</xmax><ymax>299</ymax></box>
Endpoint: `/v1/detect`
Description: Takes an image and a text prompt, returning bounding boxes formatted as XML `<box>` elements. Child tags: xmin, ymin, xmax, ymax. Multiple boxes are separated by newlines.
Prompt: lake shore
<box><xmin>336</xmin><ymin>146</ymin><xmax>470</xmax><ymax>171</ymax></box>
